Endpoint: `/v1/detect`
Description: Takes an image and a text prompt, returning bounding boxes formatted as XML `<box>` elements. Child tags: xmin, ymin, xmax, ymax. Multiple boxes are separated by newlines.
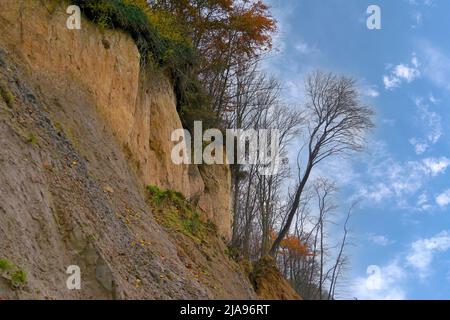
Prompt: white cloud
<box><xmin>416</xmin><ymin>99</ymin><xmax>442</xmax><ymax>144</ymax></box>
<box><xmin>386</xmin><ymin>161</ymin><xmax>427</xmax><ymax>196</ymax></box>
<box><xmin>383</xmin><ymin>75</ymin><xmax>401</xmax><ymax>90</ymax></box>
<box><xmin>315</xmin><ymin>157</ymin><xmax>360</xmax><ymax>187</ymax></box>
<box><xmin>409</xmin><ymin>97</ymin><xmax>443</xmax><ymax>154</ymax></box>
<box><xmin>352</xmin><ymin>262</ymin><xmax>406</xmax><ymax>300</ymax></box>
<box><xmin>360</xmin><ymin>183</ymin><xmax>392</xmax><ymax>203</ymax></box>
<box><xmin>357</xmin><ymin>140</ymin><xmax>449</xmax><ymax>208</ymax></box>
<box><xmin>383</xmin><ymin>54</ymin><xmax>421</xmax><ymax>90</ymax></box>
<box><xmin>368</xmin><ymin>234</ymin><xmax>394</xmax><ymax>246</ymax></box>
<box><xmin>353</xmin><ymin>230</ymin><xmax>450</xmax><ymax>299</ymax></box>
<box><xmin>416</xmin><ymin>193</ymin><xmax>431</xmax><ymax>211</ymax></box>
<box><xmin>361</xmin><ymin>86</ymin><xmax>380</xmax><ymax>98</ymax></box>
<box><xmin>406</xmin><ymin>231</ymin><xmax>450</xmax><ymax>277</ymax></box>
<box><xmin>411</xmin><ymin>55</ymin><xmax>420</xmax><ymax>68</ymax></box>
<box><xmin>420</xmin><ymin>42</ymin><xmax>450</xmax><ymax>91</ymax></box>
<box><xmin>394</xmin><ymin>64</ymin><xmax>420</xmax><ymax>82</ymax></box>
<box><xmin>294</xmin><ymin>41</ymin><xmax>319</xmax><ymax>55</ymax></box>
<box><xmin>409</xmin><ymin>138</ymin><xmax>428</xmax><ymax>155</ymax></box>
<box><xmin>429</xmin><ymin>93</ymin><xmax>439</xmax><ymax>104</ymax></box>
<box><xmin>436</xmin><ymin>190</ymin><xmax>450</xmax><ymax>207</ymax></box>
<box><xmin>407</xmin><ymin>0</ymin><xmax>434</xmax><ymax>6</ymax></box>
<box><xmin>422</xmin><ymin>157</ymin><xmax>450</xmax><ymax>176</ymax></box>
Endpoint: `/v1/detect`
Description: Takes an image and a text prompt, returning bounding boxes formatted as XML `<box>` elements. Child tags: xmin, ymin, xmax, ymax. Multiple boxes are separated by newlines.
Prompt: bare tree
<box><xmin>314</xmin><ymin>179</ymin><xmax>338</xmax><ymax>300</ymax></box>
<box><xmin>270</xmin><ymin>71</ymin><xmax>374</xmax><ymax>256</ymax></box>
<box><xmin>277</xmin><ymin>179</ymin><xmax>357</xmax><ymax>300</ymax></box>
<box><xmin>327</xmin><ymin>201</ymin><xmax>357</xmax><ymax>300</ymax></box>
<box><xmin>229</xmin><ymin>63</ymin><xmax>281</xmax><ymax>249</ymax></box>
<box><xmin>228</xmin><ymin>61</ymin><xmax>303</xmax><ymax>258</ymax></box>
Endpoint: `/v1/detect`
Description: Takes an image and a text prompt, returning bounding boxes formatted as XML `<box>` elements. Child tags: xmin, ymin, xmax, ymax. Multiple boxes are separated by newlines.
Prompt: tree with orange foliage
<box><xmin>149</xmin><ymin>0</ymin><xmax>276</xmax><ymax>118</ymax></box>
<box><xmin>279</xmin><ymin>234</ymin><xmax>311</xmax><ymax>257</ymax></box>
<box><xmin>149</xmin><ymin>0</ymin><xmax>275</xmax><ymax>57</ymax></box>
<box><xmin>269</xmin><ymin>230</ymin><xmax>311</xmax><ymax>257</ymax></box>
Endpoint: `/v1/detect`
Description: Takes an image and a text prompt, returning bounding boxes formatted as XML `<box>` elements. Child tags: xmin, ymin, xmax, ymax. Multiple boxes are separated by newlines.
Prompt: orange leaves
<box><xmin>229</xmin><ymin>0</ymin><xmax>276</xmax><ymax>55</ymax></box>
<box><xmin>152</xmin><ymin>0</ymin><xmax>276</xmax><ymax>60</ymax></box>
<box><xmin>280</xmin><ymin>235</ymin><xmax>311</xmax><ymax>257</ymax></box>
<box><xmin>270</xmin><ymin>230</ymin><xmax>312</xmax><ymax>257</ymax></box>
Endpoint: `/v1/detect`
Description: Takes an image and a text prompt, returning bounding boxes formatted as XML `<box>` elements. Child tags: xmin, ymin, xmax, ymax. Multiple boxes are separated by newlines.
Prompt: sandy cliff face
<box><xmin>0</xmin><ymin>0</ymin><xmax>231</xmax><ymax>239</ymax></box>
<box><xmin>0</xmin><ymin>0</ymin><xmax>240</xmax><ymax>299</ymax></box>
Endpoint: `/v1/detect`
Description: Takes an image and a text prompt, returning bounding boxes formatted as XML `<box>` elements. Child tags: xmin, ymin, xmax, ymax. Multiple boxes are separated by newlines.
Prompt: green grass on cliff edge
<box><xmin>0</xmin><ymin>258</ymin><xmax>27</xmax><ymax>287</ymax></box>
<box><xmin>72</xmin><ymin>0</ymin><xmax>196</xmax><ymax>69</ymax></box>
<box><xmin>146</xmin><ymin>185</ymin><xmax>217</xmax><ymax>243</ymax></box>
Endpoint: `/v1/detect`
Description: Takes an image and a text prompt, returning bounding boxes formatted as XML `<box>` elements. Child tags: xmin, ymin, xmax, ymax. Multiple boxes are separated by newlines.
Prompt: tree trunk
<box><xmin>269</xmin><ymin>161</ymin><xmax>313</xmax><ymax>256</ymax></box>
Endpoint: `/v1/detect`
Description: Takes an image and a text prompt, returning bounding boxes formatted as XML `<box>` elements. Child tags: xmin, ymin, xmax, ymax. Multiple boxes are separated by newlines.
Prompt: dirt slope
<box><xmin>0</xmin><ymin>40</ymin><xmax>257</xmax><ymax>299</ymax></box>
<box><xmin>251</xmin><ymin>257</ymin><xmax>302</xmax><ymax>300</ymax></box>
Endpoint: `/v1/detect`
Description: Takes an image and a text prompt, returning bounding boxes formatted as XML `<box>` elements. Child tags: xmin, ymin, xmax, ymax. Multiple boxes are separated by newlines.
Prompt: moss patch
<box><xmin>26</xmin><ymin>133</ymin><xmax>38</xmax><ymax>146</ymax></box>
<box><xmin>0</xmin><ymin>258</ymin><xmax>27</xmax><ymax>288</ymax></box>
<box><xmin>146</xmin><ymin>185</ymin><xmax>215</xmax><ymax>243</ymax></box>
<box><xmin>10</xmin><ymin>269</ymin><xmax>27</xmax><ymax>285</ymax></box>
<box><xmin>0</xmin><ymin>258</ymin><xmax>14</xmax><ymax>271</ymax></box>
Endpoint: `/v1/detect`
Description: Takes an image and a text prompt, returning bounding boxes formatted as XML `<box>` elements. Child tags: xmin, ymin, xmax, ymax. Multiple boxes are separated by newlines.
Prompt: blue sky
<box><xmin>264</xmin><ymin>0</ymin><xmax>450</xmax><ymax>299</ymax></box>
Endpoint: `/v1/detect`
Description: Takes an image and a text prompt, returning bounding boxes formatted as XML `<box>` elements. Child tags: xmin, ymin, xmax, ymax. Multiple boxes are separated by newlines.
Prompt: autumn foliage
<box><xmin>150</xmin><ymin>0</ymin><xmax>276</xmax><ymax>57</ymax></box>
<box><xmin>149</xmin><ymin>0</ymin><xmax>277</xmax><ymax>123</ymax></box>
<box><xmin>270</xmin><ymin>231</ymin><xmax>312</xmax><ymax>257</ymax></box>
